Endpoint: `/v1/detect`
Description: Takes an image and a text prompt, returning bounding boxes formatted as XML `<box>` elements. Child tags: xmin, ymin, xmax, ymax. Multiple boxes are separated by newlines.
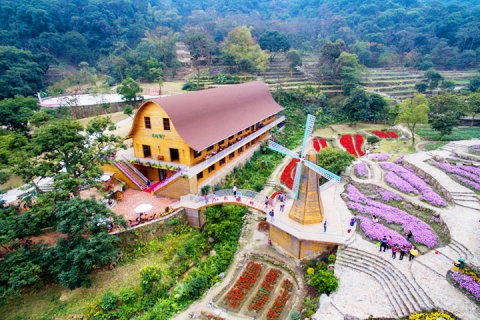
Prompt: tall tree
<box><xmin>396</xmin><ymin>94</ymin><xmax>429</xmax><ymax>145</ymax></box>
<box><xmin>224</xmin><ymin>26</ymin><xmax>269</xmax><ymax>72</ymax></box>
<box><xmin>116</xmin><ymin>77</ymin><xmax>143</xmax><ymax>102</ymax></box>
<box><xmin>466</xmin><ymin>91</ymin><xmax>480</xmax><ymax>127</ymax></box>
<box><xmin>10</xmin><ymin>117</ymin><xmax>123</xmax><ymax>195</ymax></box>
<box><xmin>285</xmin><ymin>50</ymin><xmax>302</xmax><ymax>77</ymax></box>
<box><xmin>258</xmin><ymin>30</ymin><xmax>290</xmax><ymax>60</ymax></box>
<box><xmin>341</xmin><ymin>89</ymin><xmax>371</xmax><ymax>124</ymax></box>
<box><xmin>185</xmin><ymin>32</ymin><xmax>215</xmax><ymax>89</ymax></box>
<box><xmin>0</xmin><ymin>95</ymin><xmax>39</xmax><ymax>135</ymax></box>
<box><xmin>46</xmin><ymin>198</ymin><xmax>126</xmax><ymax>289</ymax></box>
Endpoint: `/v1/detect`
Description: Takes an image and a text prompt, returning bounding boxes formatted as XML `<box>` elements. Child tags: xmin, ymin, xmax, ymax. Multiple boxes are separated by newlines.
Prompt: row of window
<box><xmin>144</xmin><ymin>117</ymin><xmax>170</xmax><ymax>131</ymax></box>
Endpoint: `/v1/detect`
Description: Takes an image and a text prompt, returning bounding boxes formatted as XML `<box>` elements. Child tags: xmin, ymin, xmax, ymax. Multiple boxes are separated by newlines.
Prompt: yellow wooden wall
<box><xmin>269</xmin><ymin>225</ymin><xmax>336</xmax><ymax>259</ymax></box>
<box><xmin>131</xmin><ymin>101</ymin><xmax>192</xmax><ymax>165</ymax></box>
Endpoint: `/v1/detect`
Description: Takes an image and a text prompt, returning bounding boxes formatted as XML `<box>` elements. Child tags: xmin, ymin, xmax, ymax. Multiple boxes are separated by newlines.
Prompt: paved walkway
<box><xmin>316</xmin><ymin>141</ymin><xmax>480</xmax><ymax>319</ymax></box>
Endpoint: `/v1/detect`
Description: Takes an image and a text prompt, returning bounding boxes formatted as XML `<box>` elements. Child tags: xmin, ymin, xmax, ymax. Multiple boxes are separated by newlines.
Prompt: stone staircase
<box><xmin>336</xmin><ymin>246</ymin><xmax>435</xmax><ymax>317</ymax></box>
<box><xmin>114</xmin><ymin>160</ymin><xmax>148</xmax><ymax>189</ymax></box>
<box><xmin>440</xmin><ymin>142</ymin><xmax>465</xmax><ymax>153</ymax></box>
<box><xmin>450</xmin><ymin>191</ymin><xmax>480</xmax><ymax>211</ymax></box>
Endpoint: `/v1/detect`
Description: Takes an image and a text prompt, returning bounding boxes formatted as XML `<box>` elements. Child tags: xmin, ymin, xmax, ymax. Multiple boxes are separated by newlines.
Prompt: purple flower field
<box><xmin>355</xmin><ymin>162</ymin><xmax>368</xmax><ymax>178</ymax></box>
<box><xmin>380</xmin><ymin>162</ymin><xmax>446</xmax><ymax>207</ymax></box>
<box><xmin>430</xmin><ymin>161</ymin><xmax>480</xmax><ymax>191</ymax></box>
<box><xmin>384</xmin><ymin>172</ymin><xmax>418</xmax><ymax>194</ymax></box>
<box><xmin>450</xmin><ymin>272</ymin><xmax>480</xmax><ymax>302</ymax></box>
<box><xmin>377</xmin><ymin>187</ymin><xmax>403</xmax><ymax>202</ymax></box>
<box><xmin>346</xmin><ymin>185</ymin><xmax>438</xmax><ymax>247</ymax></box>
<box><xmin>370</xmin><ymin>153</ymin><xmax>390</xmax><ymax>161</ymax></box>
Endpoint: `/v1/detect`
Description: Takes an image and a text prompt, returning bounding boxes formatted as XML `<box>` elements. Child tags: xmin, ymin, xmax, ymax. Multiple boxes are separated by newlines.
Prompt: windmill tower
<box><xmin>267</xmin><ymin>115</ymin><xmax>344</xmax><ymax>259</ymax></box>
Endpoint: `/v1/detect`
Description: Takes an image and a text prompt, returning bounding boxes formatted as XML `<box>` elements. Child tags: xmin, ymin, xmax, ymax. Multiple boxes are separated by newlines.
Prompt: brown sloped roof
<box><xmin>147</xmin><ymin>81</ymin><xmax>284</xmax><ymax>151</ymax></box>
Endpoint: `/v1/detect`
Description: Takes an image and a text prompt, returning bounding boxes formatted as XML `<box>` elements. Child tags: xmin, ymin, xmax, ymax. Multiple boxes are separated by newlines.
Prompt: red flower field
<box><xmin>224</xmin><ymin>261</ymin><xmax>263</xmax><ymax>309</ymax></box>
<box><xmin>354</xmin><ymin>134</ymin><xmax>365</xmax><ymax>156</ymax></box>
<box><xmin>266</xmin><ymin>278</ymin><xmax>294</xmax><ymax>320</ymax></box>
<box><xmin>313</xmin><ymin>137</ymin><xmax>328</xmax><ymax>152</ymax></box>
<box><xmin>280</xmin><ymin>158</ymin><xmax>300</xmax><ymax>189</ymax></box>
<box><xmin>372</xmin><ymin>130</ymin><xmax>398</xmax><ymax>139</ymax></box>
<box><xmin>340</xmin><ymin>135</ymin><xmax>358</xmax><ymax>157</ymax></box>
<box><xmin>248</xmin><ymin>268</ymin><xmax>282</xmax><ymax>312</ymax></box>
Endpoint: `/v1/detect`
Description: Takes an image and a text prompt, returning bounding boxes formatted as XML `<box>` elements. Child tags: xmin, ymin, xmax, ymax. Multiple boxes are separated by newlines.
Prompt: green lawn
<box><xmin>415</xmin><ymin>125</ymin><xmax>480</xmax><ymax>141</ymax></box>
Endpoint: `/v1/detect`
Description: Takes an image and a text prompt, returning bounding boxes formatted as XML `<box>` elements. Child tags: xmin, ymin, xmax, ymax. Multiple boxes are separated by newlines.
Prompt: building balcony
<box><xmin>187</xmin><ymin>115</ymin><xmax>285</xmax><ymax>176</ymax></box>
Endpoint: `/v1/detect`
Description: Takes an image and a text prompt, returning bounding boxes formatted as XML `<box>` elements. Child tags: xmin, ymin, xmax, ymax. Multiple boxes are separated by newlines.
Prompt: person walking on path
<box><xmin>409</xmin><ymin>246</ymin><xmax>418</xmax><ymax>261</ymax></box>
<box><xmin>392</xmin><ymin>244</ymin><xmax>398</xmax><ymax>259</ymax></box>
<box><xmin>407</xmin><ymin>230</ymin><xmax>413</xmax><ymax>242</ymax></box>
<box><xmin>387</xmin><ymin>236</ymin><xmax>392</xmax><ymax>248</ymax></box>
<box><xmin>269</xmin><ymin>209</ymin><xmax>275</xmax><ymax>222</ymax></box>
<box><xmin>204</xmin><ymin>194</ymin><xmax>208</xmax><ymax>204</ymax></box>
<box><xmin>323</xmin><ymin>220</ymin><xmax>328</xmax><ymax>232</ymax></box>
<box><xmin>264</xmin><ymin>196</ymin><xmax>269</xmax><ymax>208</ymax></box>
<box><xmin>399</xmin><ymin>245</ymin><xmax>408</xmax><ymax>260</ymax></box>
<box><xmin>233</xmin><ymin>185</ymin><xmax>237</xmax><ymax>196</ymax></box>
<box><xmin>350</xmin><ymin>214</ymin><xmax>357</xmax><ymax>227</ymax></box>
<box><xmin>380</xmin><ymin>236</ymin><xmax>388</xmax><ymax>252</ymax></box>
<box><xmin>280</xmin><ymin>203</ymin><xmax>285</xmax><ymax>212</ymax></box>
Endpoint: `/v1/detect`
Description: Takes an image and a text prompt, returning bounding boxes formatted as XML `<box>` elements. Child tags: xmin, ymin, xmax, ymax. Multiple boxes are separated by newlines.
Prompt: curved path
<box><xmin>174</xmin><ymin>140</ymin><xmax>480</xmax><ymax>320</ymax></box>
<box><xmin>318</xmin><ymin>141</ymin><xmax>480</xmax><ymax>320</ymax></box>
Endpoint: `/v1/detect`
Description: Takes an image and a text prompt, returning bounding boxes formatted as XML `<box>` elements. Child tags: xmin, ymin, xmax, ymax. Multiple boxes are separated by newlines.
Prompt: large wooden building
<box><xmin>104</xmin><ymin>81</ymin><xmax>285</xmax><ymax>198</ymax></box>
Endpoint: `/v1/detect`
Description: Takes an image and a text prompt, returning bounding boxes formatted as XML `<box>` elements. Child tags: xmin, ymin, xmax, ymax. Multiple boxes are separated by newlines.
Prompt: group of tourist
<box><xmin>128</xmin><ymin>212</ymin><xmax>155</xmax><ymax>227</ymax></box>
<box><xmin>378</xmin><ymin>233</ymin><xmax>418</xmax><ymax>261</ymax></box>
<box><xmin>351</xmin><ymin>215</ymin><xmax>419</xmax><ymax>261</ymax></box>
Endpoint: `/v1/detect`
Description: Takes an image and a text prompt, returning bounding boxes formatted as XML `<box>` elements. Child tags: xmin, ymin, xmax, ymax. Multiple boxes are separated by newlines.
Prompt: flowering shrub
<box><xmin>408</xmin><ymin>311</ymin><xmax>456</xmax><ymax>320</ymax></box>
<box><xmin>431</xmin><ymin>161</ymin><xmax>480</xmax><ymax>191</ymax></box>
<box><xmin>354</xmin><ymin>134</ymin><xmax>365</xmax><ymax>156</ymax></box>
<box><xmin>248</xmin><ymin>268</ymin><xmax>282</xmax><ymax>312</ymax></box>
<box><xmin>346</xmin><ymin>185</ymin><xmax>437</xmax><ymax>247</ymax></box>
<box><xmin>370</xmin><ymin>153</ymin><xmax>390</xmax><ymax>161</ymax></box>
<box><xmin>394</xmin><ymin>156</ymin><xmax>404</xmax><ymax>164</ymax></box>
<box><xmin>224</xmin><ymin>261</ymin><xmax>262</xmax><ymax>309</ymax></box>
<box><xmin>372</xmin><ymin>130</ymin><xmax>390</xmax><ymax>138</ymax></box>
<box><xmin>355</xmin><ymin>162</ymin><xmax>368</xmax><ymax>178</ymax></box>
<box><xmin>449</xmin><ymin>271</ymin><xmax>480</xmax><ymax>302</ymax></box>
<box><xmin>313</xmin><ymin>137</ymin><xmax>328</xmax><ymax>152</ymax></box>
<box><xmin>280</xmin><ymin>159</ymin><xmax>299</xmax><ymax>189</ymax></box>
<box><xmin>340</xmin><ymin>135</ymin><xmax>358</xmax><ymax>157</ymax></box>
<box><xmin>381</xmin><ymin>162</ymin><xmax>446</xmax><ymax>207</ymax></box>
<box><xmin>267</xmin><ymin>279</ymin><xmax>293</xmax><ymax>320</ymax></box>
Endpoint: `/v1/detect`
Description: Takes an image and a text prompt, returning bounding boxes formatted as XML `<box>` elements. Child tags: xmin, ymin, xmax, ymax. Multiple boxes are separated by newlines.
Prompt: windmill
<box><xmin>268</xmin><ymin>114</ymin><xmax>341</xmax><ymax>224</ymax></box>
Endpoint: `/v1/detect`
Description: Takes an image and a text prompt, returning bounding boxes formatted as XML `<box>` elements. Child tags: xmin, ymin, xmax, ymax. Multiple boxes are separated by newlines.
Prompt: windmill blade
<box><xmin>292</xmin><ymin>161</ymin><xmax>303</xmax><ymax>200</ymax></box>
<box><xmin>300</xmin><ymin>114</ymin><xmax>316</xmax><ymax>157</ymax></box>
<box><xmin>303</xmin><ymin>160</ymin><xmax>341</xmax><ymax>182</ymax></box>
<box><xmin>268</xmin><ymin>140</ymin><xmax>299</xmax><ymax>159</ymax></box>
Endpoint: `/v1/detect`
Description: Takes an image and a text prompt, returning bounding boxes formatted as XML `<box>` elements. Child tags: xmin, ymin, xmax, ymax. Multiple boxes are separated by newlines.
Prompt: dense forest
<box><xmin>1</xmin><ymin>0</ymin><xmax>480</xmax><ymax>98</ymax></box>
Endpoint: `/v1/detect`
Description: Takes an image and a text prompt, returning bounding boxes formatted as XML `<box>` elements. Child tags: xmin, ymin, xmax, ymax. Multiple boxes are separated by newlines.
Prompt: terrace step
<box><xmin>453</xmin><ymin>200</ymin><xmax>480</xmax><ymax>211</ymax></box>
<box><xmin>336</xmin><ymin>246</ymin><xmax>434</xmax><ymax>317</ymax></box>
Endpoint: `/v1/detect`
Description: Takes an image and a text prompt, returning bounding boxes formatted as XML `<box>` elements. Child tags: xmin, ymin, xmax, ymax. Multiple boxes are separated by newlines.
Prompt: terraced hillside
<box><xmin>260</xmin><ymin>53</ymin><xmax>343</xmax><ymax>94</ymax></box>
<box><xmin>361</xmin><ymin>68</ymin><xmax>480</xmax><ymax>100</ymax></box>
<box><xmin>361</xmin><ymin>68</ymin><xmax>424</xmax><ymax>99</ymax></box>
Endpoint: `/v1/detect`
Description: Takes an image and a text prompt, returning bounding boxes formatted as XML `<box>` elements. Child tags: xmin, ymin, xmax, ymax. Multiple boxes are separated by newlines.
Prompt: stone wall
<box><xmin>113</xmin><ymin>208</ymin><xmax>187</xmax><ymax>249</ymax></box>
<box><xmin>69</xmin><ymin>100</ymin><xmax>142</xmax><ymax>119</ymax></box>
<box><xmin>403</xmin><ymin>162</ymin><xmax>452</xmax><ymax>202</ymax></box>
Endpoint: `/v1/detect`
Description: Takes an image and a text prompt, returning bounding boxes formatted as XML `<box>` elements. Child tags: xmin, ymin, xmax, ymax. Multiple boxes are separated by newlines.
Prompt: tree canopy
<box><xmin>396</xmin><ymin>94</ymin><xmax>429</xmax><ymax>145</ymax></box>
<box><xmin>258</xmin><ymin>30</ymin><xmax>290</xmax><ymax>60</ymax></box>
